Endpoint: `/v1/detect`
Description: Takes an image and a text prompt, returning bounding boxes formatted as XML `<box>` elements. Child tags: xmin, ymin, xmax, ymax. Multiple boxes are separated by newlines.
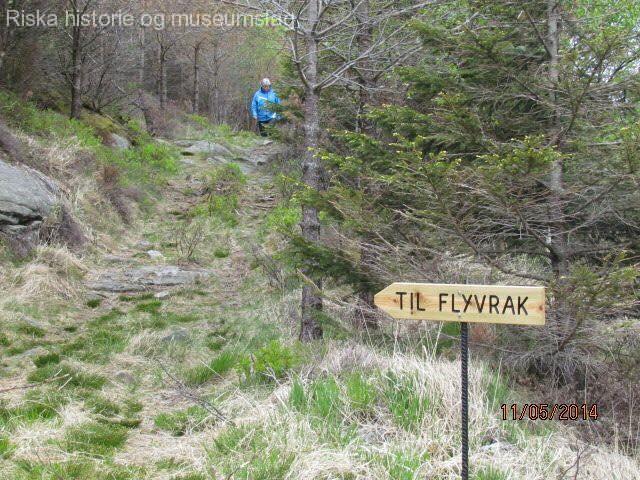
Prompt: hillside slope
<box><xmin>0</xmin><ymin>107</ymin><xmax>638</xmax><ymax>480</ymax></box>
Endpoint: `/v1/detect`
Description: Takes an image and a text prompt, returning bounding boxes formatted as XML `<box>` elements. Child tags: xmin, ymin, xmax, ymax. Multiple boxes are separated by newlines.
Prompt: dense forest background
<box><xmin>1</xmin><ymin>0</ymin><xmax>639</xmax><ymax>475</ymax></box>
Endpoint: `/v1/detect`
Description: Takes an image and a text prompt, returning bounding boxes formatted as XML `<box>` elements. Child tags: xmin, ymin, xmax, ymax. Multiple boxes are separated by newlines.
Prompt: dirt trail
<box><xmin>85</xmin><ymin>138</ymin><xmax>280</xmax><ymax>298</ymax></box>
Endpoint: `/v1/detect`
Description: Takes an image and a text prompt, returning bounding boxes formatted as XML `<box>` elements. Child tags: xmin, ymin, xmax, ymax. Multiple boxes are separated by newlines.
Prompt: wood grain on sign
<box><xmin>374</xmin><ymin>283</ymin><xmax>545</xmax><ymax>325</ymax></box>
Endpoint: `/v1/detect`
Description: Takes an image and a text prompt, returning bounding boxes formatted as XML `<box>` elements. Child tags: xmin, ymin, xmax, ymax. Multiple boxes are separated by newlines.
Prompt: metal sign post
<box><xmin>460</xmin><ymin>321</ymin><xmax>469</xmax><ymax>480</ymax></box>
<box><xmin>374</xmin><ymin>282</ymin><xmax>545</xmax><ymax>479</ymax></box>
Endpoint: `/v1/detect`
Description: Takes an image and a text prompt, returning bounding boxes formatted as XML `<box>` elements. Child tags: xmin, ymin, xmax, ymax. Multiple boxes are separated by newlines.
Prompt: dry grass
<box><xmin>1</xmin><ymin>246</ymin><xmax>87</xmax><ymax>303</ymax></box>
<box><xmin>201</xmin><ymin>342</ymin><xmax>640</xmax><ymax>480</ymax></box>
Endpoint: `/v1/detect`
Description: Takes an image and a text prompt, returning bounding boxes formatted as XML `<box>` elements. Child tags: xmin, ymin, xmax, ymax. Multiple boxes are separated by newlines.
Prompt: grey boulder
<box><xmin>86</xmin><ymin>265</ymin><xmax>212</xmax><ymax>292</ymax></box>
<box><xmin>107</xmin><ymin>133</ymin><xmax>131</xmax><ymax>150</ymax></box>
<box><xmin>180</xmin><ymin>140</ymin><xmax>232</xmax><ymax>157</ymax></box>
<box><xmin>0</xmin><ymin>158</ymin><xmax>59</xmax><ymax>237</ymax></box>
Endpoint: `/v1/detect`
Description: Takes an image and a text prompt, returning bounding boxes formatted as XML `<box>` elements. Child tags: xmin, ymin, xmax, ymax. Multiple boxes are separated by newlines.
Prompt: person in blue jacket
<box><xmin>251</xmin><ymin>78</ymin><xmax>280</xmax><ymax>137</ymax></box>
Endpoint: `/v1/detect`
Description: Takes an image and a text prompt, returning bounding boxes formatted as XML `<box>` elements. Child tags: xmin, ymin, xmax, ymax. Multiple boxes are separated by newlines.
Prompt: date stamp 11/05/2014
<box><xmin>501</xmin><ymin>403</ymin><xmax>599</xmax><ymax>421</ymax></box>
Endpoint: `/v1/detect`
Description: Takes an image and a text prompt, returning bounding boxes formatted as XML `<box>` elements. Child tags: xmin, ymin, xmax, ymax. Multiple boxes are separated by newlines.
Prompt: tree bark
<box><xmin>159</xmin><ymin>45</ymin><xmax>167</xmax><ymax>110</ymax></box>
<box><xmin>138</xmin><ymin>27</ymin><xmax>146</xmax><ymax>87</ymax></box>
<box><xmin>354</xmin><ymin>0</ymin><xmax>379</xmax><ymax>329</ymax></box>
<box><xmin>70</xmin><ymin>18</ymin><xmax>83</xmax><ymax>119</ymax></box>
<box><xmin>547</xmin><ymin>0</ymin><xmax>567</xmax><ymax>277</ymax></box>
<box><xmin>299</xmin><ymin>0</ymin><xmax>324</xmax><ymax>342</ymax></box>
<box><xmin>192</xmin><ymin>42</ymin><xmax>201</xmax><ymax>114</ymax></box>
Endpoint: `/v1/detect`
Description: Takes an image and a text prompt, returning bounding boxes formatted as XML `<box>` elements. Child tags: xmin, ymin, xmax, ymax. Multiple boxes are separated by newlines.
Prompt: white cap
<box><xmin>261</xmin><ymin>78</ymin><xmax>271</xmax><ymax>86</ymax></box>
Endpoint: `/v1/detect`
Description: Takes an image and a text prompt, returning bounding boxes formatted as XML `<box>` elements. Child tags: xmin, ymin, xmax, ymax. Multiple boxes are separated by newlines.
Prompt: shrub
<box><xmin>238</xmin><ymin>340</ymin><xmax>300</xmax><ymax>382</ymax></box>
<box><xmin>192</xmin><ymin>163</ymin><xmax>247</xmax><ymax>225</ymax></box>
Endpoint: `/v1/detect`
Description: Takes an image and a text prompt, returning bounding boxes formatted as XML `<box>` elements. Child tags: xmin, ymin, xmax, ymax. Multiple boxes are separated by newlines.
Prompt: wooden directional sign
<box><xmin>374</xmin><ymin>283</ymin><xmax>545</xmax><ymax>325</ymax></box>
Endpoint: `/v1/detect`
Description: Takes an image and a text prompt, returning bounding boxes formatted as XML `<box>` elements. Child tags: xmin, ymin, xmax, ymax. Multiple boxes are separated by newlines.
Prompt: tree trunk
<box><xmin>547</xmin><ymin>0</ymin><xmax>567</xmax><ymax>277</ymax></box>
<box><xmin>138</xmin><ymin>27</ymin><xmax>145</xmax><ymax>87</ymax></box>
<box><xmin>354</xmin><ymin>0</ymin><xmax>379</xmax><ymax>329</ymax></box>
<box><xmin>192</xmin><ymin>43</ymin><xmax>201</xmax><ymax>114</ymax></box>
<box><xmin>299</xmin><ymin>0</ymin><xmax>324</xmax><ymax>342</ymax></box>
<box><xmin>159</xmin><ymin>46</ymin><xmax>167</xmax><ymax>110</ymax></box>
<box><xmin>70</xmin><ymin>23</ymin><xmax>82</xmax><ymax>119</ymax></box>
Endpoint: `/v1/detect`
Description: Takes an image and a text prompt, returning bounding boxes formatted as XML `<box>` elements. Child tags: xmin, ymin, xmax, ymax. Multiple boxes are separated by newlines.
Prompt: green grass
<box><xmin>61</xmin><ymin>328</ymin><xmax>128</xmax><ymax>363</ymax></box>
<box><xmin>135</xmin><ymin>300</ymin><xmax>163</xmax><ymax>314</ymax></box>
<box><xmin>86</xmin><ymin>298</ymin><xmax>102</xmax><ymax>309</ymax></box>
<box><xmin>85</xmin><ymin>394</ymin><xmax>121</xmax><ymax>417</ymax></box>
<box><xmin>0</xmin><ymin>389</ymin><xmax>68</xmax><ymax>430</ymax></box>
<box><xmin>119</xmin><ymin>293</ymin><xmax>155</xmax><ymax>303</ymax></box>
<box><xmin>485</xmin><ymin>370</ymin><xmax>511</xmax><ymax>410</ymax></box>
<box><xmin>0</xmin><ymin>435</ymin><xmax>14</xmax><ymax>459</ymax></box>
<box><xmin>153</xmin><ymin>406</ymin><xmax>213</xmax><ymax>436</ymax></box>
<box><xmin>0</xmin><ymin>89</ymin><xmax>179</xmax><ymax>191</ymax></box>
<box><xmin>210</xmin><ymin>424</ymin><xmax>295</xmax><ymax>480</ymax></box>
<box><xmin>27</xmin><ymin>363</ymin><xmax>107</xmax><ymax>389</ymax></box>
<box><xmin>182</xmin><ymin>351</ymin><xmax>238</xmax><ymax>386</ymax></box>
<box><xmin>0</xmin><ymin>90</ymin><xmax>100</xmax><ymax>146</ymax></box>
<box><xmin>190</xmin><ymin>163</ymin><xmax>247</xmax><ymax>226</ymax></box>
<box><xmin>32</xmin><ymin>351</ymin><xmax>60</xmax><ymax>368</ymax></box>
<box><xmin>383</xmin><ymin>373</ymin><xmax>432</xmax><ymax>433</ymax></box>
<box><xmin>345</xmin><ymin>372</ymin><xmax>378</xmax><ymax>417</ymax></box>
<box><xmin>90</xmin><ymin>308</ymin><xmax>125</xmax><ymax>326</ymax></box>
<box><xmin>60</xmin><ymin>422</ymin><xmax>129</xmax><ymax>456</ymax></box>
<box><xmin>375</xmin><ymin>450</ymin><xmax>430</xmax><ymax>480</ymax></box>
<box><xmin>15</xmin><ymin>323</ymin><xmax>45</xmax><ymax>338</ymax></box>
<box><xmin>213</xmin><ymin>247</ymin><xmax>231</xmax><ymax>258</ymax></box>
<box><xmin>289</xmin><ymin>375</ymin><xmax>358</xmax><ymax>447</ymax></box>
<box><xmin>473</xmin><ymin>466</ymin><xmax>508</xmax><ymax>480</ymax></box>
<box><xmin>12</xmin><ymin>459</ymin><xmax>146</xmax><ymax>479</ymax></box>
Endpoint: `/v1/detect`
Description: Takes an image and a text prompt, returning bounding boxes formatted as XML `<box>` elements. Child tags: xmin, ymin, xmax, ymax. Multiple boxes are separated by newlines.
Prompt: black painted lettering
<box><xmin>452</xmin><ymin>294</ymin><xmax>460</xmax><ymax>313</ymax></box>
<box><xmin>462</xmin><ymin>294</ymin><xmax>473</xmax><ymax>313</ymax></box>
<box><xmin>410</xmin><ymin>292</ymin><xmax>414</xmax><ymax>311</ymax></box>
<box><xmin>517</xmin><ymin>296</ymin><xmax>529</xmax><ymax>315</ymax></box>
<box><xmin>439</xmin><ymin>293</ymin><xmax>448</xmax><ymax>312</ymax></box>
<box><xmin>416</xmin><ymin>292</ymin><xmax>426</xmax><ymax>311</ymax></box>
<box><xmin>396</xmin><ymin>292</ymin><xmax>407</xmax><ymax>310</ymax></box>
<box><xmin>474</xmin><ymin>294</ymin><xmax>486</xmax><ymax>313</ymax></box>
<box><xmin>502</xmin><ymin>296</ymin><xmax>515</xmax><ymax>314</ymax></box>
<box><xmin>489</xmin><ymin>295</ymin><xmax>499</xmax><ymax>314</ymax></box>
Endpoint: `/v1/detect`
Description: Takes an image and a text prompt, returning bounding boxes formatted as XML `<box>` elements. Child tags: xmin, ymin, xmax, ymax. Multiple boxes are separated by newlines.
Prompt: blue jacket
<box><xmin>251</xmin><ymin>88</ymin><xmax>280</xmax><ymax>122</ymax></box>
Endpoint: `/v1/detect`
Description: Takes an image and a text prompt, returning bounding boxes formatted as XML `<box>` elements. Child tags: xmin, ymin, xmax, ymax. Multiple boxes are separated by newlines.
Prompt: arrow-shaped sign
<box><xmin>374</xmin><ymin>282</ymin><xmax>545</xmax><ymax>325</ymax></box>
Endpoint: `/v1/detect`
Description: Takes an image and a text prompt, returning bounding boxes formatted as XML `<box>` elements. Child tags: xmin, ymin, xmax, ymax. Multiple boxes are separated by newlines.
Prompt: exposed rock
<box><xmin>154</xmin><ymin>291</ymin><xmax>171</xmax><ymax>299</ymax></box>
<box><xmin>114</xmin><ymin>370</ymin><xmax>136</xmax><ymax>385</ymax></box>
<box><xmin>146</xmin><ymin>250</ymin><xmax>164</xmax><ymax>259</ymax></box>
<box><xmin>106</xmin><ymin>133</ymin><xmax>131</xmax><ymax>150</ymax></box>
<box><xmin>206</xmin><ymin>156</ymin><xmax>253</xmax><ymax>174</ymax></box>
<box><xmin>162</xmin><ymin>328</ymin><xmax>189</xmax><ymax>343</ymax></box>
<box><xmin>135</xmin><ymin>240</ymin><xmax>153</xmax><ymax>250</ymax></box>
<box><xmin>0</xmin><ymin>158</ymin><xmax>59</xmax><ymax>237</ymax></box>
<box><xmin>231</xmin><ymin>143</ymin><xmax>285</xmax><ymax>168</ymax></box>
<box><xmin>86</xmin><ymin>265</ymin><xmax>212</xmax><ymax>293</ymax></box>
<box><xmin>0</xmin><ymin>157</ymin><xmax>68</xmax><ymax>256</ymax></box>
<box><xmin>16</xmin><ymin>346</ymin><xmax>49</xmax><ymax>359</ymax></box>
<box><xmin>180</xmin><ymin>140</ymin><xmax>232</xmax><ymax>157</ymax></box>
<box><xmin>103</xmin><ymin>254</ymin><xmax>133</xmax><ymax>264</ymax></box>
<box><xmin>21</xmin><ymin>317</ymin><xmax>46</xmax><ymax>331</ymax></box>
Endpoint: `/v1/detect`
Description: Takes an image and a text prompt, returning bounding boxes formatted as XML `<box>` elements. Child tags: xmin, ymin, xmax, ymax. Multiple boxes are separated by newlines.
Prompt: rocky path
<box><xmin>85</xmin><ymin>136</ymin><xmax>282</xmax><ymax>298</ymax></box>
